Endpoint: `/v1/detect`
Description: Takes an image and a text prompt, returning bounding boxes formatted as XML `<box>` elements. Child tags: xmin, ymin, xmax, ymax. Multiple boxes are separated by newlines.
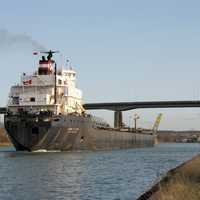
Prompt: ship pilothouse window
<box><xmin>58</xmin><ymin>79</ymin><xmax>62</xmax><ymax>85</ymax></box>
<box><xmin>30</xmin><ymin>97</ymin><xmax>35</xmax><ymax>102</ymax></box>
<box><xmin>12</xmin><ymin>96</ymin><xmax>19</xmax><ymax>105</ymax></box>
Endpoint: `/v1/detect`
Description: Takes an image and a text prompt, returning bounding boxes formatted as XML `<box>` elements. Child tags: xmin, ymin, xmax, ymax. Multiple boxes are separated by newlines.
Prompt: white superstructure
<box><xmin>8</xmin><ymin>51</ymin><xmax>84</xmax><ymax>114</ymax></box>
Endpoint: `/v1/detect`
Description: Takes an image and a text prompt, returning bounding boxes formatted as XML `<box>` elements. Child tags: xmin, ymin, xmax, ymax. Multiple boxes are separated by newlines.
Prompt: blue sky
<box><xmin>1</xmin><ymin>0</ymin><xmax>200</xmax><ymax>129</ymax></box>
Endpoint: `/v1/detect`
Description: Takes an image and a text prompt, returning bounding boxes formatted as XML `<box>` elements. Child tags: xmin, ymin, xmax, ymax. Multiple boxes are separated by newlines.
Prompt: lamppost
<box><xmin>134</xmin><ymin>114</ymin><xmax>140</xmax><ymax>132</ymax></box>
<box><xmin>129</xmin><ymin>116</ymin><xmax>132</xmax><ymax>130</ymax></box>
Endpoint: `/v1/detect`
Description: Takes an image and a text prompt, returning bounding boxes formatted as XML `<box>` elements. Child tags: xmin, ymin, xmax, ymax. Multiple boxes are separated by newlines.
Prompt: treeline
<box><xmin>157</xmin><ymin>130</ymin><xmax>200</xmax><ymax>142</ymax></box>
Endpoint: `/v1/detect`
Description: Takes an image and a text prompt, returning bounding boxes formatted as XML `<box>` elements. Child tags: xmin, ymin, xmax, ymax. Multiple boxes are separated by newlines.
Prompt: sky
<box><xmin>1</xmin><ymin>0</ymin><xmax>200</xmax><ymax>130</ymax></box>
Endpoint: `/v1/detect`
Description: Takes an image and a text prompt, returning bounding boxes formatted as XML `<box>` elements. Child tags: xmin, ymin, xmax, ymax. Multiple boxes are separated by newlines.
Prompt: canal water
<box><xmin>0</xmin><ymin>143</ymin><xmax>199</xmax><ymax>200</ymax></box>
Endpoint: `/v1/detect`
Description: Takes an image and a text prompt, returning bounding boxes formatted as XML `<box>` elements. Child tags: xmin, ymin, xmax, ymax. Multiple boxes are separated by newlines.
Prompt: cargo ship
<box><xmin>4</xmin><ymin>51</ymin><xmax>155</xmax><ymax>151</ymax></box>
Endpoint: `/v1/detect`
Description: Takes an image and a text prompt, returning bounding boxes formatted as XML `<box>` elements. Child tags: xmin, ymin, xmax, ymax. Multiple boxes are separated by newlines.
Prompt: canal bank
<box><xmin>137</xmin><ymin>154</ymin><xmax>200</xmax><ymax>200</ymax></box>
<box><xmin>0</xmin><ymin>128</ymin><xmax>12</xmax><ymax>147</ymax></box>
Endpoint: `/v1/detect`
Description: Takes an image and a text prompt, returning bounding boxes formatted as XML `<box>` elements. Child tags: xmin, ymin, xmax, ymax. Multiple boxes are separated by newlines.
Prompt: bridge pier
<box><xmin>114</xmin><ymin>111</ymin><xmax>122</xmax><ymax>129</ymax></box>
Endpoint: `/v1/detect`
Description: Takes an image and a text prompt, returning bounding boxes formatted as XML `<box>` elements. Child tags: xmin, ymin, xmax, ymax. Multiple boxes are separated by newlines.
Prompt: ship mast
<box><xmin>54</xmin><ymin>62</ymin><xmax>57</xmax><ymax>105</ymax></box>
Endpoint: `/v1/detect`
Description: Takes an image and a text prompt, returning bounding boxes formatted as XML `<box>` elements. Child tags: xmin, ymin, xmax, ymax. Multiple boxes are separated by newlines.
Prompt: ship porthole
<box><xmin>80</xmin><ymin>136</ymin><xmax>84</xmax><ymax>143</ymax></box>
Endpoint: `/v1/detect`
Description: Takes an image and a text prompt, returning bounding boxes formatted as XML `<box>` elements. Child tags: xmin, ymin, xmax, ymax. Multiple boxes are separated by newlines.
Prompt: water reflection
<box><xmin>0</xmin><ymin>144</ymin><xmax>199</xmax><ymax>200</ymax></box>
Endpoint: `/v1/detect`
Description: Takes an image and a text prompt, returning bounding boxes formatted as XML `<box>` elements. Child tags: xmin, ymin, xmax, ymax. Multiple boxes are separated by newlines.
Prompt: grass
<box><xmin>149</xmin><ymin>156</ymin><xmax>200</xmax><ymax>200</ymax></box>
<box><xmin>158</xmin><ymin>175</ymin><xmax>200</xmax><ymax>200</ymax></box>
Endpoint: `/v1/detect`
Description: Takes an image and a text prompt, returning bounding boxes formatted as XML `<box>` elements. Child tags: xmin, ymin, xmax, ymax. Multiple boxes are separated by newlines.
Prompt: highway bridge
<box><xmin>83</xmin><ymin>100</ymin><xmax>200</xmax><ymax>111</ymax></box>
<box><xmin>83</xmin><ymin>100</ymin><xmax>200</xmax><ymax>128</ymax></box>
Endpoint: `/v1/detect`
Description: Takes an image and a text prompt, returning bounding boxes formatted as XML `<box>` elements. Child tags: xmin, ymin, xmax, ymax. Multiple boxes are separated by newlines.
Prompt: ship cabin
<box><xmin>7</xmin><ymin>54</ymin><xmax>84</xmax><ymax>115</ymax></box>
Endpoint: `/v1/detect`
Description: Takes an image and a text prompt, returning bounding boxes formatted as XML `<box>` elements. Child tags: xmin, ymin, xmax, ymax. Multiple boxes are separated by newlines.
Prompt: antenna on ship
<box><xmin>66</xmin><ymin>59</ymin><xmax>70</xmax><ymax>69</ymax></box>
<box><xmin>67</xmin><ymin>59</ymin><xmax>73</xmax><ymax>70</ymax></box>
<box><xmin>40</xmin><ymin>50</ymin><xmax>60</xmax><ymax>60</ymax></box>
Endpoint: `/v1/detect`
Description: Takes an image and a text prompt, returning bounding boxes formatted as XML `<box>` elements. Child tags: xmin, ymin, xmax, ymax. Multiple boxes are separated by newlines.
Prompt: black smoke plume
<box><xmin>0</xmin><ymin>29</ymin><xmax>46</xmax><ymax>51</ymax></box>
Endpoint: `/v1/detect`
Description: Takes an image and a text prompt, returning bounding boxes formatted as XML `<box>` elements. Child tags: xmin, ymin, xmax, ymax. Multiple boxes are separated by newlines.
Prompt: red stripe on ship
<box><xmin>23</xmin><ymin>80</ymin><xmax>32</xmax><ymax>85</ymax></box>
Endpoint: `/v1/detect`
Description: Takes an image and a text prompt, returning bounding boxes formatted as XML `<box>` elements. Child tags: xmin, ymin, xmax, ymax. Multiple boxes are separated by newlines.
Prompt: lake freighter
<box><xmin>4</xmin><ymin>51</ymin><xmax>154</xmax><ymax>151</ymax></box>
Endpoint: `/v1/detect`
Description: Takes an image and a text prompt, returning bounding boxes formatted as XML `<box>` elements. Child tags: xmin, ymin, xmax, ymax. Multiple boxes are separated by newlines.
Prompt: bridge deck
<box><xmin>83</xmin><ymin>100</ymin><xmax>200</xmax><ymax>111</ymax></box>
<box><xmin>2</xmin><ymin>100</ymin><xmax>200</xmax><ymax>114</ymax></box>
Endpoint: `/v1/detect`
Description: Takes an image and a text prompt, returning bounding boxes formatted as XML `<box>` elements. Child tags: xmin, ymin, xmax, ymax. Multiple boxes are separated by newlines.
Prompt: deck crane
<box><xmin>152</xmin><ymin>113</ymin><xmax>163</xmax><ymax>135</ymax></box>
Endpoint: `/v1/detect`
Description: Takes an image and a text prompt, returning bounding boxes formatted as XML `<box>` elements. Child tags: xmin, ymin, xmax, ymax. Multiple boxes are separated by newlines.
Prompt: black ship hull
<box><xmin>4</xmin><ymin>113</ymin><xmax>155</xmax><ymax>151</ymax></box>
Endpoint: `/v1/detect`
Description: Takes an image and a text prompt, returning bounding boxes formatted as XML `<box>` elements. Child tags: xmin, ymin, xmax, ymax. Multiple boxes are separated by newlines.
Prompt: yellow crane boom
<box><xmin>152</xmin><ymin>113</ymin><xmax>163</xmax><ymax>135</ymax></box>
